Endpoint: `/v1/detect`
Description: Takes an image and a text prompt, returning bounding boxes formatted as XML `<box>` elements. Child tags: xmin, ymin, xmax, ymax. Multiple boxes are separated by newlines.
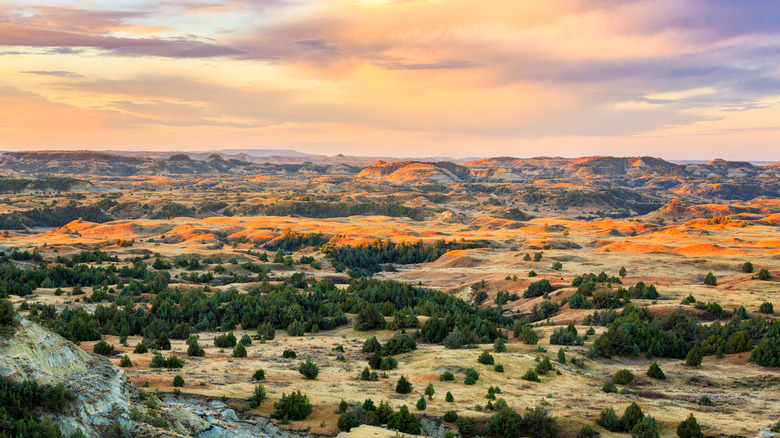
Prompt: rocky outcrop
<box><xmin>0</xmin><ymin>317</ymin><xmax>210</xmax><ymax>438</ymax></box>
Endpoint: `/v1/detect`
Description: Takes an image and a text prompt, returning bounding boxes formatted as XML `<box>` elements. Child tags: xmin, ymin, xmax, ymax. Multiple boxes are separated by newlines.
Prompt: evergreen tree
<box><xmin>424</xmin><ymin>383</ymin><xmax>435</xmax><ymax>400</ymax></box>
<box><xmin>686</xmin><ymin>345</ymin><xmax>703</xmax><ymax>367</ymax></box>
<box><xmin>677</xmin><ymin>414</ymin><xmax>703</xmax><ymax>438</ymax></box>
<box><xmin>646</xmin><ymin>361</ymin><xmax>666</xmax><ymax>379</ymax></box>
<box><xmin>396</xmin><ymin>375</ymin><xmax>413</xmax><ymax>394</ymax></box>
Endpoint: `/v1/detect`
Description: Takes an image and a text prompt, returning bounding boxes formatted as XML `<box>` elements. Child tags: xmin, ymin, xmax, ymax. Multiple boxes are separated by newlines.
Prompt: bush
<box><xmin>362</xmin><ymin>336</ymin><xmax>382</xmax><ymax>353</ymax></box>
<box><xmin>578</xmin><ymin>424</ymin><xmax>595</xmax><ymax>438</ymax></box>
<box><xmin>445</xmin><ymin>391</ymin><xmax>454</xmax><ymax>402</ymax></box>
<box><xmin>214</xmin><ymin>332</ymin><xmax>237</xmax><ymax>348</ymax></box>
<box><xmin>282</xmin><ymin>349</ymin><xmax>296</xmax><ymax>359</ymax></box>
<box><xmin>457</xmin><ymin>417</ymin><xmax>477</xmax><ymax>438</ymax></box>
<box><xmin>523</xmin><ymin>405</ymin><xmax>558</xmax><ymax>438</ymax></box>
<box><xmin>631</xmin><ymin>416</ymin><xmax>658</xmax><ymax>438</ymax></box>
<box><xmin>646</xmin><ymin>362</ymin><xmax>665</xmax><ymax>379</ymax></box>
<box><xmin>240</xmin><ymin>334</ymin><xmax>252</xmax><ymax>346</ymax></box>
<box><xmin>757</xmin><ymin>268</ymin><xmax>771</xmax><ymax>280</ymax></box>
<box><xmin>439</xmin><ymin>371</ymin><xmax>455</xmax><ymax>381</ymax></box>
<box><xmin>465</xmin><ymin>368</ymin><xmax>480</xmax><ymax>381</ymax></box>
<box><xmin>416</xmin><ymin>396</ymin><xmax>427</xmax><ymax>411</ymax></box>
<box><xmin>93</xmin><ymin>340</ymin><xmax>114</xmax><ymax>356</ymax></box>
<box><xmin>381</xmin><ymin>332</ymin><xmax>416</xmax><ymax>356</ymax></box>
<box><xmin>257</xmin><ymin>322</ymin><xmax>275</xmax><ymax>340</ymax></box>
<box><xmin>250</xmin><ymin>384</ymin><xmax>267</xmax><ymax>408</ymax></box>
<box><xmin>524</xmin><ymin>279</ymin><xmax>554</xmax><ymax>298</ymax></box>
<box><xmin>741</xmin><ymin>261</ymin><xmax>754</xmax><ymax>273</ymax></box>
<box><xmin>252</xmin><ymin>369</ymin><xmax>265</xmax><ymax>381</ymax></box>
<box><xmin>535</xmin><ymin>356</ymin><xmax>553</xmax><ymax>375</ymax></box>
<box><xmin>119</xmin><ymin>355</ymin><xmax>132</xmax><ymax>367</ymax></box>
<box><xmin>187</xmin><ymin>340</ymin><xmax>205</xmax><ymax>357</ymax></box>
<box><xmin>134</xmin><ymin>343</ymin><xmax>148</xmax><ymax>354</ymax></box>
<box><xmin>298</xmin><ymin>359</ymin><xmax>319</xmax><ymax>380</ymax></box>
<box><xmin>337</xmin><ymin>411</ymin><xmax>360</xmax><ymax>432</ymax></box>
<box><xmin>494</xmin><ymin>364</ymin><xmax>504</xmax><ymax>373</ymax></box>
<box><xmin>494</xmin><ymin>337</ymin><xmax>506</xmax><ymax>352</ymax></box>
<box><xmin>478</xmin><ymin>350</ymin><xmax>495</xmax><ymax>365</ymax></box>
<box><xmin>272</xmin><ymin>390</ymin><xmax>312</xmax><ymax>420</ymax></box>
<box><xmin>516</xmin><ymin>325</ymin><xmax>539</xmax><ymax>344</ymax></box>
<box><xmin>387</xmin><ymin>405</ymin><xmax>421</xmax><ymax>435</ymax></box>
<box><xmin>172</xmin><ymin>375</ymin><xmax>184</xmax><ymax>387</ymax></box>
<box><xmin>557</xmin><ymin>349</ymin><xmax>566</xmax><ymax>364</ymax></box>
<box><xmin>759</xmin><ymin>301</ymin><xmax>774</xmax><ymax>314</ymax></box>
<box><xmin>287</xmin><ymin>320</ymin><xmax>305</xmax><ymax>336</ymax></box>
<box><xmin>0</xmin><ymin>299</ymin><xmax>18</xmax><ymax>331</ymax></box>
<box><xmin>443</xmin><ymin>410</ymin><xmax>458</xmax><ymax>422</ymax></box>
<box><xmin>232</xmin><ymin>343</ymin><xmax>247</xmax><ymax>358</ymax></box>
<box><xmin>612</xmin><ymin>369</ymin><xmax>634</xmax><ymax>385</ymax></box>
<box><xmin>703</xmin><ymin>272</ymin><xmax>717</xmax><ymax>286</ymax></box>
<box><xmin>355</xmin><ymin>303</ymin><xmax>386</xmax><ymax>331</ymax></box>
<box><xmin>685</xmin><ymin>345</ymin><xmax>703</xmax><ymax>367</ymax></box>
<box><xmin>464</xmin><ymin>375</ymin><xmax>476</xmax><ymax>385</ymax></box>
<box><xmin>697</xmin><ymin>396</ymin><xmax>711</xmax><ymax>406</ymax></box>
<box><xmin>443</xmin><ymin>327</ymin><xmax>467</xmax><ymax>349</ymax></box>
<box><xmin>522</xmin><ymin>369</ymin><xmax>540</xmax><ymax>382</ymax></box>
<box><xmin>597</xmin><ymin>407</ymin><xmax>622</xmax><ymax>432</ymax></box>
<box><xmin>424</xmin><ymin>383</ymin><xmax>435</xmax><ymax>400</ymax></box>
<box><xmin>396</xmin><ymin>375</ymin><xmax>413</xmax><ymax>394</ymax></box>
<box><xmin>622</xmin><ymin>402</ymin><xmax>644</xmax><ymax>432</ymax></box>
<box><xmin>602</xmin><ymin>380</ymin><xmax>617</xmax><ymax>393</ymax></box>
<box><xmin>677</xmin><ymin>414</ymin><xmax>703</xmax><ymax>438</ymax></box>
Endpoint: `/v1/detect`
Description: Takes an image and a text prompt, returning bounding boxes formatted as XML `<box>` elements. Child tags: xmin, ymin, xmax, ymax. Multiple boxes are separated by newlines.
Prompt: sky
<box><xmin>1</xmin><ymin>0</ymin><xmax>779</xmax><ymax>160</ymax></box>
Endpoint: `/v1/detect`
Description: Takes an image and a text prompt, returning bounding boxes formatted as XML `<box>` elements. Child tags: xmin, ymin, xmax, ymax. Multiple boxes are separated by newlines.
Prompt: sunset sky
<box><xmin>1</xmin><ymin>0</ymin><xmax>779</xmax><ymax>159</ymax></box>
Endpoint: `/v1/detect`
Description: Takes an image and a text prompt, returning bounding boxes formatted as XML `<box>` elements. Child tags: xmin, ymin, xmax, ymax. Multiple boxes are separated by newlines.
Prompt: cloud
<box><xmin>0</xmin><ymin>24</ymin><xmax>245</xmax><ymax>58</ymax></box>
<box><xmin>21</xmin><ymin>70</ymin><xmax>84</xmax><ymax>78</ymax></box>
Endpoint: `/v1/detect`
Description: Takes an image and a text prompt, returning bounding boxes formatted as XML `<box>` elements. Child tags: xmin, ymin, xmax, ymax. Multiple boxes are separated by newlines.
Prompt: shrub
<box><xmin>387</xmin><ymin>405</ymin><xmax>421</xmax><ymax>435</ymax></box>
<box><xmin>602</xmin><ymin>380</ymin><xmax>617</xmax><ymax>393</ymax></box>
<box><xmin>478</xmin><ymin>350</ymin><xmax>495</xmax><ymax>365</ymax></box>
<box><xmin>612</xmin><ymin>369</ymin><xmax>634</xmax><ymax>385</ymax></box>
<box><xmin>416</xmin><ymin>396</ymin><xmax>427</xmax><ymax>411</ymax></box>
<box><xmin>381</xmin><ymin>332</ymin><xmax>417</xmax><ymax>356</ymax></box>
<box><xmin>439</xmin><ymin>371</ymin><xmax>455</xmax><ymax>381</ymax></box>
<box><xmin>515</xmin><ymin>324</ymin><xmax>539</xmax><ymax>344</ymax></box>
<box><xmin>465</xmin><ymin>368</ymin><xmax>480</xmax><ymax>381</ymax></box>
<box><xmin>287</xmin><ymin>320</ymin><xmax>305</xmax><ymax>336</ymax></box>
<box><xmin>424</xmin><ymin>383</ymin><xmax>435</xmax><ymax>400</ymax></box>
<box><xmin>134</xmin><ymin>343</ymin><xmax>148</xmax><ymax>354</ymax></box>
<box><xmin>619</xmin><ymin>266</ymin><xmax>627</xmax><ymax>277</ymax></box>
<box><xmin>757</xmin><ymin>268</ymin><xmax>771</xmax><ymax>280</ymax></box>
<box><xmin>622</xmin><ymin>402</ymin><xmax>644</xmax><ymax>432</ymax></box>
<box><xmin>272</xmin><ymin>390</ymin><xmax>312</xmax><ymax>420</ymax></box>
<box><xmin>249</xmin><ymin>384</ymin><xmax>267</xmax><ymax>409</ymax></box>
<box><xmin>524</xmin><ymin>279</ymin><xmax>554</xmax><ymax>298</ymax></box>
<box><xmin>337</xmin><ymin>411</ymin><xmax>360</xmax><ymax>432</ymax></box>
<box><xmin>232</xmin><ymin>343</ymin><xmax>247</xmax><ymax>358</ymax></box>
<box><xmin>338</xmin><ymin>399</ymin><xmax>349</xmax><ymax>413</ymax></box>
<box><xmin>741</xmin><ymin>261</ymin><xmax>754</xmax><ymax>273</ymax></box>
<box><xmin>119</xmin><ymin>355</ymin><xmax>133</xmax><ymax>368</ymax></box>
<box><xmin>457</xmin><ymin>417</ymin><xmax>477</xmax><ymax>438</ymax></box>
<box><xmin>282</xmin><ymin>349</ymin><xmax>296</xmax><ymax>359</ymax></box>
<box><xmin>355</xmin><ymin>303</ymin><xmax>386</xmax><ymax>331</ymax></box>
<box><xmin>631</xmin><ymin>416</ymin><xmax>659</xmax><ymax>438</ymax></box>
<box><xmin>646</xmin><ymin>362</ymin><xmax>665</xmax><ymax>379</ymax></box>
<box><xmin>681</xmin><ymin>295</ymin><xmax>696</xmax><ymax>305</ymax></box>
<box><xmin>677</xmin><ymin>414</ymin><xmax>703</xmax><ymax>438</ymax></box>
<box><xmin>298</xmin><ymin>359</ymin><xmax>319</xmax><ymax>380</ymax></box>
<box><xmin>252</xmin><ymin>369</ymin><xmax>265</xmax><ymax>381</ymax></box>
<box><xmin>703</xmin><ymin>273</ymin><xmax>717</xmax><ymax>286</ymax></box>
<box><xmin>0</xmin><ymin>299</ymin><xmax>18</xmax><ymax>332</ymax></box>
<box><xmin>396</xmin><ymin>375</ymin><xmax>413</xmax><ymax>394</ymax></box>
<box><xmin>445</xmin><ymin>391</ymin><xmax>454</xmax><ymax>402</ymax></box>
<box><xmin>239</xmin><ymin>334</ymin><xmax>252</xmax><ymax>346</ymax></box>
<box><xmin>522</xmin><ymin>369</ymin><xmax>540</xmax><ymax>382</ymax></box>
<box><xmin>535</xmin><ymin>356</ymin><xmax>553</xmax><ymax>375</ymax></box>
<box><xmin>187</xmin><ymin>340</ymin><xmax>205</xmax><ymax>357</ymax></box>
<box><xmin>685</xmin><ymin>345</ymin><xmax>703</xmax><ymax>367</ymax></box>
<box><xmin>362</xmin><ymin>336</ymin><xmax>382</xmax><ymax>353</ymax></box>
<box><xmin>172</xmin><ymin>375</ymin><xmax>184</xmax><ymax>387</ymax></box>
<box><xmin>697</xmin><ymin>396</ymin><xmax>712</xmax><ymax>406</ymax></box>
<box><xmin>523</xmin><ymin>405</ymin><xmax>558</xmax><ymax>438</ymax></box>
<box><xmin>597</xmin><ymin>407</ymin><xmax>622</xmax><ymax>432</ymax></box>
<box><xmin>257</xmin><ymin>322</ymin><xmax>275</xmax><ymax>340</ymax></box>
<box><xmin>93</xmin><ymin>340</ymin><xmax>114</xmax><ymax>356</ymax></box>
<box><xmin>494</xmin><ymin>337</ymin><xmax>507</xmax><ymax>352</ymax></box>
<box><xmin>214</xmin><ymin>332</ymin><xmax>237</xmax><ymax>348</ymax></box>
<box><xmin>444</xmin><ymin>432</ymin><xmax>455</xmax><ymax>438</ymax></box>
<box><xmin>578</xmin><ymin>424</ymin><xmax>595</xmax><ymax>438</ymax></box>
<box><xmin>759</xmin><ymin>301</ymin><xmax>774</xmax><ymax>314</ymax></box>
<box><xmin>443</xmin><ymin>327</ymin><xmax>467</xmax><ymax>349</ymax></box>
<box><xmin>443</xmin><ymin>410</ymin><xmax>458</xmax><ymax>422</ymax></box>
<box><xmin>464</xmin><ymin>375</ymin><xmax>476</xmax><ymax>385</ymax></box>
<box><xmin>557</xmin><ymin>349</ymin><xmax>566</xmax><ymax>364</ymax></box>
<box><xmin>494</xmin><ymin>364</ymin><xmax>504</xmax><ymax>373</ymax></box>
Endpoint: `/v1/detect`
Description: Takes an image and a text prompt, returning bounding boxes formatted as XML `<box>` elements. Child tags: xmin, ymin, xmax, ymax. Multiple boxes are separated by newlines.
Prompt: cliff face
<box><xmin>0</xmin><ymin>317</ymin><xmax>210</xmax><ymax>438</ymax></box>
